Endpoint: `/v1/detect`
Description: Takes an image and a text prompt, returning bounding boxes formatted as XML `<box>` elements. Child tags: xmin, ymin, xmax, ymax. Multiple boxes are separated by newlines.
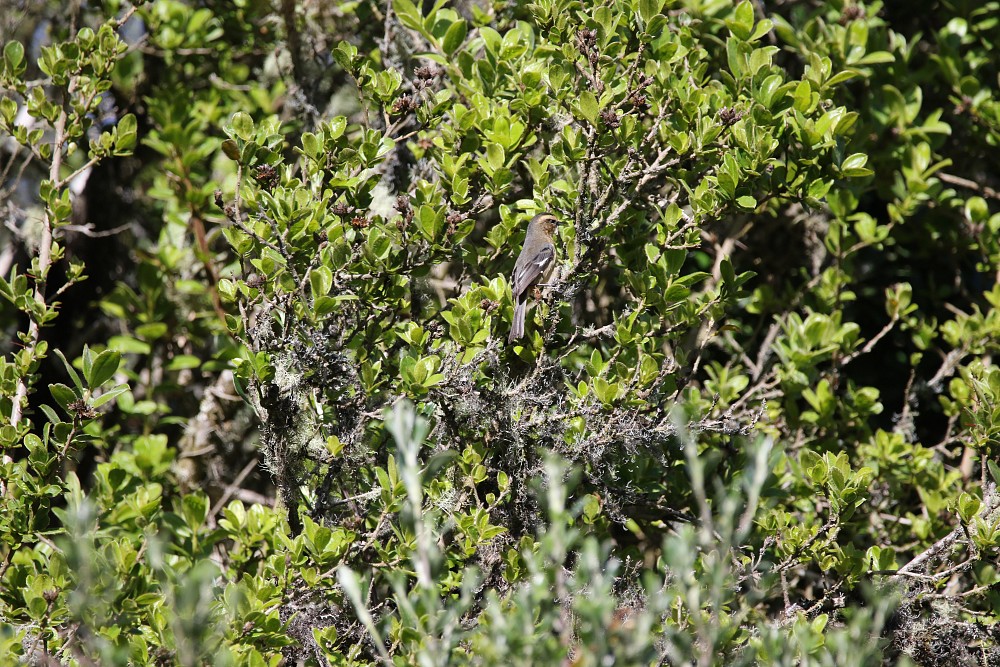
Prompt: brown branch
<box><xmin>838</xmin><ymin>314</ymin><xmax>899</xmax><ymax>366</ymax></box>
<box><xmin>8</xmin><ymin>80</ymin><xmax>72</xmax><ymax>434</ymax></box>
<box><xmin>280</xmin><ymin>0</ymin><xmax>305</xmax><ymax>86</ymax></box>
<box><xmin>209</xmin><ymin>456</ymin><xmax>261</xmax><ymax>524</ymax></box>
<box><xmin>189</xmin><ymin>210</ymin><xmax>229</xmax><ymax>323</ymax></box>
<box><xmin>895</xmin><ymin>523</ymin><xmax>964</xmax><ymax>576</ymax></box>
<box><xmin>937</xmin><ymin>171</ymin><xmax>1000</xmax><ymax>201</ymax></box>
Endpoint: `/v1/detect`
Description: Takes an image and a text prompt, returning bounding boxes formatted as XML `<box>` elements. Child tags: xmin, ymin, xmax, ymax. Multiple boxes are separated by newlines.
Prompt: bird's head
<box><xmin>530</xmin><ymin>213</ymin><xmax>558</xmax><ymax>237</ymax></box>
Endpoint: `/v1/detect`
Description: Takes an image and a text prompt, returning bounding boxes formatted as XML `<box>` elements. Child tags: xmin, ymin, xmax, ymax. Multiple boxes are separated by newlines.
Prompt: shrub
<box><xmin>2</xmin><ymin>0</ymin><xmax>1000</xmax><ymax>664</ymax></box>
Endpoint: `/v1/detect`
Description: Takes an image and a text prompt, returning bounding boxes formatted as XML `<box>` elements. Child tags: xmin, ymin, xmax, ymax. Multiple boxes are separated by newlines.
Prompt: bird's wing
<box><xmin>512</xmin><ymin>245</ymin><xmax>556</xmax><ymax>296</ymax></box>
<box><xmin>511</xmin><ymin>244</ymin><xmax>554</xmax><ymax>297</ymax></box>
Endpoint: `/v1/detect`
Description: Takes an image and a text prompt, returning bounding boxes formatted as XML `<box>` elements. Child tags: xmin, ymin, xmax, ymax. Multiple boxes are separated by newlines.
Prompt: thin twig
<box><xmin>839</xmin><ymin>315</ymin><xmax>899</xmax><ymax>366</ymax></box>
<box><xmin>938</xmin><ymin>171</ymin><xmax>1000</xmax><ymax>201</ymax></box>
<box><xmin>209</xmin><ymin>457</ymin><xmax>261</xmax><ymax>521</ymax></box>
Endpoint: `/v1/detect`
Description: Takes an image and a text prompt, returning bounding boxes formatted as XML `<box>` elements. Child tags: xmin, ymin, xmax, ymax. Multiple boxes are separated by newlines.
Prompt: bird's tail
<box><xmin>508</xmin><ymin>299</ymin><xmax>526</xmax><ymax>343</ymax></box>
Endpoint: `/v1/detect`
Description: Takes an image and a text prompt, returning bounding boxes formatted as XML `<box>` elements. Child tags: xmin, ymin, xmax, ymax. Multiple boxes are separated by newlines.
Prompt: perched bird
<box><xmin>508</xmin><ymin>213</ymin><xmax>558</xmax><ymax>343</ymax></box>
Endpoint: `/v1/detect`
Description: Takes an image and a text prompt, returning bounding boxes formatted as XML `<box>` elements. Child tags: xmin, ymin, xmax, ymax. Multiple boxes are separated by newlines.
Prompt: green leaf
<box><xmin>328</xmin><ymin>116</ymin><xmax>347</xmax><ymax>139</ymax></box>
<box><xmin>49</xmin><ymin>383</ymin><xmax>78</xmax><ymax>410</ymax></box>
<box><xmin>965</xmin><ymin>197</ymin><xmax>989</xmax><ymax>223</ymax></box>
<box><xmin>485</xmin><ymin>143</ymin><xmax>505</xmax><ymax>173</ymax></box>
<box><xmin>841</xmin><ymin>153</ymin><xmax>868</xmax><ymax>171</ymax></box>
<box><xmin>638</xmin><ymin>0</ymin><xmax>663</xmax><ymax>23</ymax></box>
<box><xmin>90</xmin><ymin>383</ymin><xmax>129</xmax><ymax>408</ymax></box>
<box><xmin>578</xmin><ymin>90</ymin><xmax>599</xmax><ymax>125</ymax></box>
<box><xmin>749</xmin><ymin>18</ymin><xmax>774</xmax><ymax>42</ymax></box>
<box><xmin>756</xmin><ymin>74</ymin><xmax>784</xmax><ymax>108</ymax></box>
<box><xmin>221</xmin><ymin>139</ymin><xmax>240</xmax><ymax>160</ymax></box>
<box><xmin>644</xmin><ymin>243</ymin><xmax>660</xmax><ymax>263</ymax></box>
<box><xmin>792</xmin><ymin>80</ymin><xmax>815</xmax><ymax>112</ymax></box>
<box><xmin>86</xmin><ymin>350</ymin><xmax>121</xmax><ymax>388</ymax></box>
<box><xmin>301</xmin><ymin>131</ymin><xmax>320</xmax><ymax>158</ymax></box>
<box><xmin>442</xmin><ymin>19</ymin><xmax>467</xmax><ymax>55</ymax></box>
<box><xmin>825</xmin><ymin>69</ymin><xmax>861</xmax><ymax>88</ymax></box>
<box><xmin>136</xmin><ymin>322</ymin><xmax>169</xmax><ymax>340</ymax></box>
<box><xmin>841</xmin><ymin>153</ymin><xmax>873</xmax><ymax>177</ymax></box>
<box><xmin>423</xmin><ymin>450</ymin><xmax>459</xmax><ymax>480</ymax></box>
<box><xmin>27</xmin><ymin>595</ymin><xmax>47</xmax><ymax>620</ymax></box>
<box><xmin>852</xmin><ymin>51</ymin><xmax>894</xmax><ymax>66</ymax></box>
<box><xmin>726</xmin><ymin>37</ymin><xmax>745</xmax><ymax>78</ymax></box>
<box><xmin>988</xmin><ymin>460</ymin><xmax>1000</xmax><ymax>487</ymax></box>
<box><xmin>108</xmin><ymin>336</ymin><xmax>152</xmax><ymax>354</ymax></box>
<box><xmin>166</xmin><ymin>355</ymin><xmax>201</xmax><ymax>371</ymax></box>
<box><xmin>310</xmin><ymin>266</ymin><xmax>333</xmax><ymax>297</ymax></box>
<box><xmin>958</xmin><ymin>492</ymin><xmax>982</xmax><ymax>523</ymax></box>
<box><xmin>38</xmin><ymin>403</ymin><xmax>62</xmax><ymax>425</ymax></box>
<box><xmin>181</xmin><ymin>493</ymin><xmax>210</xmax><ymax>528</ymax></box>
<box><xmin>393</xmin><ymin>0</ymin><xmax>423</xmax><ymax>32</ymax></box>
<box><xmin>644</xmin><ymin>15</ymin><xmax>667</xmax><ymax>39</ymax></box>
<box><xmin>720</xmin><ymin>258</ymin><xmax>736</xmax><ymax>284</ymax></box>
<box><xmin>728</xmin><ymin>0</ymin><xmax>755</xmax><ymax>40</ymax></box>
<box><xmin>3</xmin><ymin>41</ymin><xmax>24</xmax><ymax>70</ymax></box>
<box><xmin>479</xmin><ymin>27</ymin><xmax>502</xmax><ymax>55</ymax></box>
<box><xmin>114</xmin><ymin>113</ymin><xmax>137</xmax><ymax>153</ymax></box>
<box><xmin>231</xmin><ymin>112</ymin><xmax>253</xmax><ymax>141</ymax></box>
<box><xmin>53</xmin><ymin>349</ymin><xmax>83</xmax><ymax>393</ymax></box>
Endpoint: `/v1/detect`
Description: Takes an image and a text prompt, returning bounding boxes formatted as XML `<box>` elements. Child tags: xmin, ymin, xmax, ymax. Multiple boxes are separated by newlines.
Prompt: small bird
<box><xmin>508</xmin><ymin>213</ymin><xmax>558</xmax><ymax>343</ymax></box>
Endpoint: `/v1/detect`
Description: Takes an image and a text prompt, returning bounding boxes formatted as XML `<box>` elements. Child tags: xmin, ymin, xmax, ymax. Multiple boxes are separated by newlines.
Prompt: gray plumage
<box><xmin>508</xmin><ymin>214</ymin><xmax>557</xmax><ymax>343</ymax></box>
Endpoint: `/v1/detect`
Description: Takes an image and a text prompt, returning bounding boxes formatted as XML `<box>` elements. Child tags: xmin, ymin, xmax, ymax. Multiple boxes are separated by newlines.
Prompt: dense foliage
<box><xmin>2</xmin><ymin>0</ymin><xmax>1000</xmax><ymax>664</ymax></box>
